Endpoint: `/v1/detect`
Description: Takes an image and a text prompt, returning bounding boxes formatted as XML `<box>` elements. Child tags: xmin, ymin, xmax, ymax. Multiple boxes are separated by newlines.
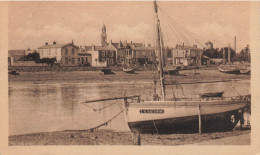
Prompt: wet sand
<box><xmin>8</xmin><ymin>67</ymin><xmax>250</xmax><ymax>83</ymax></box>
<box><xmin>8</xmin><ymin>67</ymin><xmax>251</xmax><ymax>145</ymax></box>
<box><xmin>9</xmin><ymin>128</ymin><xmax>250</xmax><ymax>145</ymax></box>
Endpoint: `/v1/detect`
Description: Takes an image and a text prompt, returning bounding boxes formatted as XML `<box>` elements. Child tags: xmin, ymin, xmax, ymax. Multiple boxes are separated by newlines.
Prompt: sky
<box><xmin>8</xmin><ymin>1</ymin><xmax>252</xmax><ymax>52</ymax></box>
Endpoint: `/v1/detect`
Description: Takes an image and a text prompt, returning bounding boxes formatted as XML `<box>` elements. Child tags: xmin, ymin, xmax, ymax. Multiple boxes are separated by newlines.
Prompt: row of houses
<box><xmin>8</xmin><ymin>41</ymin><xmax>203</xmax><ymax>67</ymax></box>
<box><xmin>8</xmin><ymin>25</ymin><xmax>203</xmax><ymax>67</ymax></box>
<box><xmin>33</xmin><ymin>40</ymin><xmax>202</xmax><ymax>67</ymax></box>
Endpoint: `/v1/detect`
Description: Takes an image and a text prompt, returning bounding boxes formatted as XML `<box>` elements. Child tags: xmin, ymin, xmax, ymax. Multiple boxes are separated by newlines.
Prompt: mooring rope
<box><xmin>64</xmin><ymin>109</ymin><xmax>125</xmax><ymax>132</ymax></box>
<box><xmin>152</xmin><ymin>120</ymin><xmax>165</xmax><ymax>145</ymax></box>
<box><xmin>81</xmin><ymin>100</ymin><xmax>121</xmax><ymax>113</ymax></box>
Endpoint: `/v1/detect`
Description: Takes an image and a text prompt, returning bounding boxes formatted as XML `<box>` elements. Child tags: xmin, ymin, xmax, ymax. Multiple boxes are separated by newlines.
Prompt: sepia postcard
<box><xmin>0</xmin><ymin>1</ymin><xmax>260</xmax><ymax>155</ymax></box>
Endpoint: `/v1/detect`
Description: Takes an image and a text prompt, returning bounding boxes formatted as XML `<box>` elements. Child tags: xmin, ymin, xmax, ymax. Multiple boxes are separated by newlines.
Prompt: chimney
<box><xmin>53</xmin><ymin>41</ymin><xmax>56</xmax><ymax>45</ymax></box>
<box><xmin>45</xmin><ymin>42</ymin><xmax>48</xmax><ymax>45</ymax></box>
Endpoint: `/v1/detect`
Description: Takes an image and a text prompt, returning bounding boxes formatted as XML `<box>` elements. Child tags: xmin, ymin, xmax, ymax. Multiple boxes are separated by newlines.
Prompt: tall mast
<box><xmin>154</xmin><ymin>1</ymin><xmax>166</xmax><ymax>100</ymax></box>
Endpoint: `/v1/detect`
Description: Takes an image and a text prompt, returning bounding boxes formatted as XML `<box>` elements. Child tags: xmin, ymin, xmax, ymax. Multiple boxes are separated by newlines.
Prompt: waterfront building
<box><xmin>171</xmin><ymin>44</ymin><xmax>202</xmax><ymax>66</ymax></box>
<box><xmin>37</xmin><ymin>41</ymin><xmax>79</xmax><ymax>66</ymax></box>
<box><xmin>205</xmin><ymin>41</ymin><xmax>214</xmax><ymax>50</ymax></box>
<box><xmin>78</xmin><ymin>46</ymin><xmax>92</xmax><ymax>66</ymax></box>
<box><xmin>8</xmin><ymin>50</ymin><xmax>27</xmax><ymax>66</ymax></box>
<box><xmin>86</xmin><ymin>44</ymin><xmax>117</xmax><ymax>67</ymax></box>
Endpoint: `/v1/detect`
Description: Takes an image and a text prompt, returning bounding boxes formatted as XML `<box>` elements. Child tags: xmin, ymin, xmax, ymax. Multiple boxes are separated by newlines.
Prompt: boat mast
<box><xmin>154</xmin><ymin>1</ymin><xmax>166</xmax><ymax>100</ymax></box>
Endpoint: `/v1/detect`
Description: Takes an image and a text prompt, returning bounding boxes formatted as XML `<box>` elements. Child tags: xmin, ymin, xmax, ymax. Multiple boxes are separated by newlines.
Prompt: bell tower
<box><xmin>101</xmin><ymin>24</ymin><xmax>107</xmax><ymax>46</ymax></box>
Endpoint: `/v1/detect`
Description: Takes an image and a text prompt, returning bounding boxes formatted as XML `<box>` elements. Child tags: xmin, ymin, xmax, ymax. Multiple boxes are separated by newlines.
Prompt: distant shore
<box><xmin>8</xmin><ymin>66</ymin><xmax>250</xmax><ymax>83</ymax></box>
<box><xmin>9</xmin><ymin>128</ymin><xmax>250</xmax><ymax>145</ymax></box>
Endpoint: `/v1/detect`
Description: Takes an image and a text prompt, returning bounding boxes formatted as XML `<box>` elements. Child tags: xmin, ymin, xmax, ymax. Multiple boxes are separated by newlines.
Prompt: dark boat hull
<box><xmin>128</xmin><ymin>110</ymin><xmax>239</xmax><ymax>134</ymax></box>
<box><xmin>199</xmin><ymin>92</ymin><xmax>224</xmax><ymax>98</ymax></box>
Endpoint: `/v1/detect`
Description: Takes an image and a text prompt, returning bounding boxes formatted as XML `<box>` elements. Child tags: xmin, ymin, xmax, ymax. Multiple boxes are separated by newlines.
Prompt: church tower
<box><xmin>101</xmin><ymin>24</ymin><xmax>107</xmax><ymax>46</ymax></box>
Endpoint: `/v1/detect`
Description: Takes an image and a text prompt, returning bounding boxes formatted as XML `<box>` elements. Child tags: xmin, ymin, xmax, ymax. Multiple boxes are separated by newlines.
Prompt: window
<box><xmin>85</xmin><ymin>57</ymin><xmax>88</xmax><ymax>63</ymax></box>
<box><xmin>65</xmin><ymin>57</ymin><xmax>68</xmax><ymax>64</ymax></box>
<box><xmin>102</xmin><ymin>51</ymin><xmax>105</xmax><ymax>57</ymax></box>
<box><xmin>78</xmin><ymin>58</ymin><xmax>80</xmax><ymax>63</ymax></box>
<box><xmin>55</xmin><ymin>49</ymin><xmax>58</xmax><ymax>55</ymax></box>
<box><xmin>167</xmin><ymin>50</ymin><xmax>172</xmax><ymax>58</ymax></box>
<box><xmin>110</xmin><ymin>51</ymin><xmax>113</xmax><ymax>57</ymax></box>
<box><xmin>72</xmin><ymin>48</ymin><xmax>75</xmax><ymax>55</ymax></box>
<box><xmin>129</xmin><ymin>50</ymin><xmax>132</xmax><ymax>55</ymax></box>
<box><xmin>102</xmin><ymin>58</ymin><xmax>106</xmax><ymax>62</ymax></box>
<box><xmin>81</xmin><ymin>57</ymin><xmax>84</xmax><ymax>63</ymax></box>
<box><xmin>110</xmin><ymin>59</ymin><xmax>113</xmax><ymax>65</ymax></box>
<box><xmin>72</xmin><ymin>58</ymin><xmax>75</xmax><ymax>64</ymax></box>
<box><xmin>49</xmin><ymin>49</ymin><xmax>51</xmax><ymax>55</ymax></box>
<box><xmin>65</xmin><ymin>49</ymin><xmax>68</xmax><ymax>55</ymax></box>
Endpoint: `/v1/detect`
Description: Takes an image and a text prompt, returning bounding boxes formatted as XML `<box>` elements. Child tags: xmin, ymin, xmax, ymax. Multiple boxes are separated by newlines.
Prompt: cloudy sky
<box><xmin>8</xmin><ymin>1</ymin><xmax>252</xmax><ymax>52</ymax></box>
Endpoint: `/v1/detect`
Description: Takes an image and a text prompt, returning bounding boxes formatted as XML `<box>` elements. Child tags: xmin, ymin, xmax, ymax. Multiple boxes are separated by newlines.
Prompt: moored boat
<box><xmin>101</xmin><ymin>67</ymin><xmax>112</xmax><ymax>74</ymax></box>
<box><xmin>218</xmin><ymin>66</ymin><xmax>240</xmax><ymax>74</ymax></box>
<box><xmin>199</xmin><ymin>91</ymin><xmax>224</xmax><ymax>98</ymax></box>
<box><xmin>123</xmin><ymin>1</ymin><xmax>249</xmax><ymax>134</ymax></box>
<box><xmin>123</xmin><ymin>68</ymin><xmax>135</xmax><ymax>74</ymax></box>
<box><xmin>125</xmin><ymin>97</ymin><xmax>248</xmax><ymax>133</ymax></box>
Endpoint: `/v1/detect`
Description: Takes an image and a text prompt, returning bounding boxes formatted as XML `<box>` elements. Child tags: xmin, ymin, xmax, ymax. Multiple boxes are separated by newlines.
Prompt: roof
<box><xmin>8</xmin><ymin>50</ymin><xmax>26</xmax><ymax>57</ymax></box>
<box><xmin>38</xmin><ymin>43</ymin><xmax>78</xmax><ymax>49</ymax></box>
<box><xmin>205</xmin><ymin>41</ymin><xmax>213</xmax><ymax>44</ymax></box>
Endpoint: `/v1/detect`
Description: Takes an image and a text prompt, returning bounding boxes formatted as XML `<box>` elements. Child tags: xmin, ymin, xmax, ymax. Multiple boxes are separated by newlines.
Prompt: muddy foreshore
<box><xmin>8</xmin><ymin>66</ymin><xmax>251</xmax><ymax>145</ymax></box>
<box><xmin>8</xmin><ymin>67</ymin><xmax>250</xmax><ymax>83</ymax></box>
<box><xmin>9</xmin><ymin>128</ymin><xmax>250</xmax><ymax>145</ymax></box>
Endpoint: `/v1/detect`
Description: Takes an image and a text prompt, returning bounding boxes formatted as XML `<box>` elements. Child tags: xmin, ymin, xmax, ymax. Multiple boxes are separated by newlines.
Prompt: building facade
<box><xmin>37</xmin><ymin>41</ymin><xmax>79</xmax><ymax>66</ymax></box>
<box><xmin>171</xmin><ymin>44</ymin><xmax>202</xmax><ymax>66</ymax></box>
<box><xmin>205</xmin><ymin>41</ymin><xmax>214</xmax><ymax>50</ymax></box>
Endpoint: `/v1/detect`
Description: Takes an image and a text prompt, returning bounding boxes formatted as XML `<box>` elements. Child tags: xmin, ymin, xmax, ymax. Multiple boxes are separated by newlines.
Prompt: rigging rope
<box><xmin>158</xmin><ymin>6</ymin><xmax>204</xmax><ymax>47</ymax></box>
<box><xmin>81</xmin><ymin>100</ymin><xmax>121</xmax><ymax>113</ymax></box>
<box><xmin>64</xmin><ymin>109</ymin><xmax>125</xmax><ymax>132</ymax></box>
<box><xmin>152</xmin><ymin>120</ymin><xmax>165</xmax><ymax>145</ymax></box>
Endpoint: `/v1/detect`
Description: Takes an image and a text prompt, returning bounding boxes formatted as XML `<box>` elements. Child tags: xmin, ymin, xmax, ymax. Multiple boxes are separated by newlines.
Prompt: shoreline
<box><xmin>8</xmin><ymin>68</ymin><xmax>250</xmax><ymax>83</ymax></box>
<box><xmin>9</xmin><ymin>128</ymin><xmax>250</xmax><ymax>145</ymax></box>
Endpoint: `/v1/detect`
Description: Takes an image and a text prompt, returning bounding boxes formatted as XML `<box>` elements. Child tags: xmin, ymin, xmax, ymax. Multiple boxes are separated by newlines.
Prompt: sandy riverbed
<box><xmin>9</xmin><ymin>128</ymin><xmax>250</xmax><ymax>145</ymax></box>
<box><xmin>8</xmin><ymin>67</ymin><xmax>250</xmax><ymax>83</ymax></box>
<box><xmin>8</xmin><ymin>67</ymin><xmax>251</xmax><ymax>145</ymax></box>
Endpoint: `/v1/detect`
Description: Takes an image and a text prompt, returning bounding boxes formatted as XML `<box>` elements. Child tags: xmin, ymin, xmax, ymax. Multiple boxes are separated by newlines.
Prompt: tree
<box><xmin>26</xmin><ymin>51</ymin><xmax>40</xmax><ymax>62</ymax></box>
<box><xmin>39</xmin><ymin>58</ymin><xmax>57</xmax><ymax>66</ymax></box>
<box><xmin>233</xmin><ymin>45</ymin><xmax>250</xmax><ymax>62</ymax></box>
<box><xmin>219</xmin><ymin>47</ymin><xmax>236</xmax><ymax>62</ymax></box>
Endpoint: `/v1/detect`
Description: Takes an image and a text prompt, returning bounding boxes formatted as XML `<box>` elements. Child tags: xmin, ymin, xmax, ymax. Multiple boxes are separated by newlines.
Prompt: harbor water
<box><xmin>9</xmin><ymin>80</ymin><xmax>250</xmax><ymax>135</ymax></box>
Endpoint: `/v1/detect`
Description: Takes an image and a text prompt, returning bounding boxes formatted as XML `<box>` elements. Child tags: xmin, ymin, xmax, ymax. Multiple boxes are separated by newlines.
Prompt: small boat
<box><xmin>163</xmin><ymin>68</ymin><xmax>179</xmax><ymax>75</ymax></box>
<box><xmin>101</xmin><ymin>67</ymin><xmax>112</xmax><ymax>75</ymax></box>
<box><xmin>123</xmin><ymin>68</ymin><xmax>134</xmax><ymax>74</ymax></box>
<box><xmin>218</xmin><ymin>66</ymin><xmax>240</xmax><ymax>74</ymax></box>
<box><xmin>239</xmin><ymin>69</ymin><xmax>250</xmax><ymax>75</ymax></box>
<box><xmin>8</xmin><ymin>70</ymin><xmax>20</xmax><ymax>75</ymax></box>
<box><xmin>199</xmin><ymin>92</ymin><xmax>224</xmax><ymax>98</ymax></box>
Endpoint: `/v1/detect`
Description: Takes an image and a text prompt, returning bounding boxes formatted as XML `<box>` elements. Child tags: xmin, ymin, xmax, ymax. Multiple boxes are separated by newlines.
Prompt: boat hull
<box><xmin>199</xmin><ymin>92</ymin><xmax>224</xmax><ymax>98</ymax></box>
<box><xmin>128</xmin><ymin>110</ymin><xmax>239</xmax><ymax>134</ymax></box>
<box><xmin>125</xmin><ymin>99</ymin><xmax>247</xmax><ymax>134</ymax></box>
<box><xmin>218</xmin><ymin>67</ymin><xmax>240</xmax><ymax>74</ymax></box>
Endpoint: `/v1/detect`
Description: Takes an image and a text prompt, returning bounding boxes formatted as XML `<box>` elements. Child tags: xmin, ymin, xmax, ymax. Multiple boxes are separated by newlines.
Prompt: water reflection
<box><xmin>9</xmin><ymin>80</ymin><xmax>250</xmax><ymax>135</ymax></box>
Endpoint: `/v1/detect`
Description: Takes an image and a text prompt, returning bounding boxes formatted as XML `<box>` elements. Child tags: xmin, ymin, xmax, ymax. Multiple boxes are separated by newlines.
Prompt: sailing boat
<box><xmin>123</xmin><ymin>1</ymin><xmax>250</xmax><ymax>134</ymax></box>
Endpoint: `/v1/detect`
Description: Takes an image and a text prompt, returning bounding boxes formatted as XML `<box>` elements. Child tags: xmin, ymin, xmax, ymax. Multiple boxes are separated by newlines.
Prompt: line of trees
<box><xmin>202</xmin><ymin>45</ymin><xmax>250</xmax><ymax>63</ymax></box>
<box><xmin>19</xmin><ymin>51</ymin><xmax>57</xmax><ymax>66</ymax></box>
